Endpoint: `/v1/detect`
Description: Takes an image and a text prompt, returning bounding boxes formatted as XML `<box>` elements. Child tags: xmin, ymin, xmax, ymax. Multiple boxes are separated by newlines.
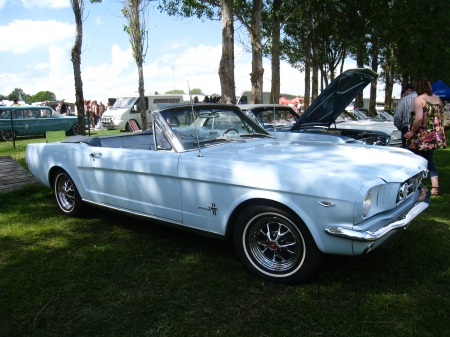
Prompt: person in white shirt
<box><xmin>394</xmin><ymin>83</ymin><xmax>417</xmax><ymax>148</ymax></box>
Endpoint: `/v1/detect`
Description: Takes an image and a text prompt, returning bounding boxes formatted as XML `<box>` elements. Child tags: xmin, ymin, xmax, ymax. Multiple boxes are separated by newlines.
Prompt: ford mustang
<box><xmin>26</xmin><ymin>102</ymin><xmax>430</xmax><ymax>283</ymax></box>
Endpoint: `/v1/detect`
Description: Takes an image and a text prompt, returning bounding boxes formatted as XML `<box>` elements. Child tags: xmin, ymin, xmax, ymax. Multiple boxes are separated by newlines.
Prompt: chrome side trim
<box><xmin>324</xmin><ymin>193</ymin><xmax>429</xmax><ymax>242</ymax></box>
<box><xmin>82</xmin><ymin>200</ymin><xmax>226</xmax><ymax>239</ymax></box>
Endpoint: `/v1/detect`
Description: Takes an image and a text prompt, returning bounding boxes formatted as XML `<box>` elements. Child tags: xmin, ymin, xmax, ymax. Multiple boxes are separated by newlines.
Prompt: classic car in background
<box><xmin>240</xmin><ymin>104</ymin><xmax>357</xmax><ymax>144</ymax></box>
<box><xmin>26</xmin><ymin>103</ymin><xmax>429</xmax><ymax>283</ymax></box>
<box><xmin>0</xmin><ymin>106</ymin><xmax>87</xmax><ymax>141</ymax></box>
<box><xmin>242</xmin><ymin>69</ymin><xmax>402</xmax><ymax>146</ymax></box>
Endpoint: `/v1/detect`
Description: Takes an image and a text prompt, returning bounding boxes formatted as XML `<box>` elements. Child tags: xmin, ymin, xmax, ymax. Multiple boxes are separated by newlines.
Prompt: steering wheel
<box><xmin>221</xmin><ymin>128</ymin><xmax>240</xmax><ymax>137</ymax></box>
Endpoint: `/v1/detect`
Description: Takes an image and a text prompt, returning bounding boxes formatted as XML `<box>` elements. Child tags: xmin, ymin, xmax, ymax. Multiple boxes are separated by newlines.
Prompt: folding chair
<box><xmin>127</xmin><ymin>120</ymin><xmax>141</xmax><ymax>132</ymax></box>
<box><xmin>46</xmin><ymin>130</ymin><xmax>66</xmax><ymax>143</ymax></box>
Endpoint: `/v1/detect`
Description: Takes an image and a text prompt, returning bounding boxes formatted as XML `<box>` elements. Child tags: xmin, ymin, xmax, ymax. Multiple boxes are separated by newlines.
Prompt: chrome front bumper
<box><xmin>325</xmin><ymin>188</ymin><xmax>429</xmax><ymax>242</ymax></box>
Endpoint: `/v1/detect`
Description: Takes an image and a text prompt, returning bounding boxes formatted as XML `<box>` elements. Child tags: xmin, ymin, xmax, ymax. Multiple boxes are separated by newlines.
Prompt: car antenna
<box><xmin>188</xmin><ymin>81</ymin><xmax>203</xmax><ymax>157</ymax></box>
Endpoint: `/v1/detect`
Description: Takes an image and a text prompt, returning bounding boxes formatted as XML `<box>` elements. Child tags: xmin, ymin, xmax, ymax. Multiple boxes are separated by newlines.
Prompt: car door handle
<box><xmin>90</xmin><ymin>152</ymin><xmax>102</xmax><ymax>161</ymax></box>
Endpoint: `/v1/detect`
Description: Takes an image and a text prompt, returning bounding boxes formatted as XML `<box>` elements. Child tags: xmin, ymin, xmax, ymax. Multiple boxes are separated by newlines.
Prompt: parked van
<box><xmin>237</xmin><ymin>91</ymin><xmax>272</xmax><ymax>104</ymax></box>
<box><xmin>100</xmin><ymin>94</ymin><xmax>187</xmax><ymax>131</ymax></box>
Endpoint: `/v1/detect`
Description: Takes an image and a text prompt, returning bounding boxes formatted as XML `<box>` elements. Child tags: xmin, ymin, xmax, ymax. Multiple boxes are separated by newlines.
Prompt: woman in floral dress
<box><xmin>404</xmin><ymin>78</ymin><xmax>446</xmax><ymax>196</ymax></box>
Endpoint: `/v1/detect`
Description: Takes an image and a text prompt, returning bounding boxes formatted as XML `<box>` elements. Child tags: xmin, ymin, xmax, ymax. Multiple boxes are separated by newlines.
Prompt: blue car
<box><xmin>26</xmin><ymin>102</ymin><xmax>429</xmax><ymax>283</ymax></box>
<box><xmin>0</xmin><ymin>106</ymin><xmax>88</xmax><ymax>141</ymax></box>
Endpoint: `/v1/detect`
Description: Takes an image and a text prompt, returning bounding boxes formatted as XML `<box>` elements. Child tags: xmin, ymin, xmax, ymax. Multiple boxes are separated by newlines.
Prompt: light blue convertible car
<box><xmin>0</xmin><ymin>106</ymin><xmax>85</xmax><ymax>140</ymax></box>
<box><xmin>26</xmin><ymin>102</ymin><xmax>430</xmax><ymax>283</ymax></box>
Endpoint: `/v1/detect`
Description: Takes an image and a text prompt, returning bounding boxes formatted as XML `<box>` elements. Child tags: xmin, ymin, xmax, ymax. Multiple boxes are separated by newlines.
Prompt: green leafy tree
<box><xmin>7</xmin><ymin>88</ymin><xmax>31</xmax><ymax>102</ymax></box>
<box><xmin>165</xmin><ymin>89</ymin><xmax>185</xmax><ymax>94</ymax></box>
<box><xmin>190</xmin><ymin>88</ymin><xmax>203</xmax><ymax>94</ymax></box>
<box><xmin>159</xmin><ymin>0</ymin><xmax>236</xmax><ymax>103</ymax></box>
<box><xmin>122</xmin><ymin>0</ymin><xmax>151</xmax><ymax>130</ymax></box>
<box><xmin>31</xmin><ymin>91</ymin><xmax>57</xmax><ymax>102</ymax></box>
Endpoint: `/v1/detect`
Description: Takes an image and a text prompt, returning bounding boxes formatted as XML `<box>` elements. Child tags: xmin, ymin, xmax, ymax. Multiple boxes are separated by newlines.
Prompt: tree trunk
<box><xmin>70</xmin><ymin>0</ymin><xmax>86</xmax><ymax>135</ymax></box>
<box><xmin>270</xmin><ymin>0</ymin><xmax>281</xmax><ymax>104</ymax></box>
<box><xmin>386</xmin><ymin>48</ymin><xmax>395</xmax><ymax>110</ymax></box>
<box><xmin>355</xmin><ymin>49</ymin><xmax>364</xmax><ymax>109</ymax></box>
<box><xmin>304</xmin><ymin>15</ymin><xmax>312</xmax><ymax>110</ymax></box>
<box><xmin>369</xmin><ymin>28</ymin><xmax>378</xmax><ymax>112</ymax></box>
<box><xmin>311</xmin><ymin>40</ymin><xmax>319</xmax><ymax>102</ymax></box>
<box><xmin>250</xmin><ymin>0</ymin><xmax>263</xmax><ymax>104</ymax></box>
<box><xmin>218</xmin><ymin>0</ymin><xmax>236</xmax><ymax>104</ymax></box>
<box><xmin>125</xmin><ymin>0</ymin><xmax>147</xmax><ymax>130</ymax></box>
<box><xmin>137</xmin><ymin>63</ymin><xmax>147</xmax><ymax>129</ymax></box>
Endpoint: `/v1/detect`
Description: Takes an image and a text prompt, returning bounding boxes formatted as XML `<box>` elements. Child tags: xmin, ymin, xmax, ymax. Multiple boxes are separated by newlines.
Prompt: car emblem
<box><xmin>198</xmin><ymin>203</ymin><xmax>218</xmax><ymax>215</ymax></box>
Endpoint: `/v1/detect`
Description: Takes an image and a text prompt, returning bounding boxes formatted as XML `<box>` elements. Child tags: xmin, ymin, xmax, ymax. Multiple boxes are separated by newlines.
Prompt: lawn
<box><xmin>1</xmin><ymin>138</ymin><xmax>449</xmax><ymax>337</ymax></box>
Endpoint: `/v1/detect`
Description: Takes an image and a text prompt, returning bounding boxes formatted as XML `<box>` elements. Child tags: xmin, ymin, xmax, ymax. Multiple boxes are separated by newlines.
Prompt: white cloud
<box><xmin>19</xmin><ymin>0</ymin><xmax>70</xmax><ymax>9</ymax></box>
<box><xmin>0</xmin><ymin>19</ymin><xmax>75</xmax><ymax>53</ymax></box>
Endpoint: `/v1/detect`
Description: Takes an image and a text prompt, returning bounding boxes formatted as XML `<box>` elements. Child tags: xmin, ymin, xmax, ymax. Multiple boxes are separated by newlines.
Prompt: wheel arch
<box><xmin>226</xmin><ymin>198</ymin><xmax>312</xmax><ymax>239</ymax></box>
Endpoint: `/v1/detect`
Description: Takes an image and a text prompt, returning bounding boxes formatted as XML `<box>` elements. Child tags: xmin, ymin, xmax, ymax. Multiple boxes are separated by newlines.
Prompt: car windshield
<box><xmin>112</xmin><ymin>97</ymin><xmax>136</xmax><ymax>109</ymax></box>
<box><xmin>249</xmin><ymin>107</ymin><xmax>299</xmax><ymax>128</ymax></box>
<box><xmin>335</xmin><ymin>110</ymin><xmax>359</xmax><ymax>122</ymax></box>
<box><xmin>159</xmin><ymin>106</ymin><xmax>271</xmax><ymax>150</ymax></box>
<box><xmin>378</xmin><ymin>110</ymin><xmax>393</xmax><ymax>121</ymax></box>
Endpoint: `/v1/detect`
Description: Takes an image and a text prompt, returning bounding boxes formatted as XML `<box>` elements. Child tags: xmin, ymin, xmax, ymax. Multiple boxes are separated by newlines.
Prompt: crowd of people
<box><xmin>192</xmin><ymin>95</ymin><xmax>221</xmax><ymax>103</ymax></box>
<box><xmin>84</xmin><ymin>100</ymin><xmax>112</xmax><ymax>129</ymax></box>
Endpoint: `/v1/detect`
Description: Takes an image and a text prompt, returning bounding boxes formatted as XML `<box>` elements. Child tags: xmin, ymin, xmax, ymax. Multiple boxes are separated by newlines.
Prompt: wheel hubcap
<box><xmin>56</xmin><ymin>175</ymin><xmax>75</xmax><ymax>211</ymax></box>
<box><xmin>246</xmin><ymin>214</ymin><xmax>305</xmax><ymax>273</ymax></box>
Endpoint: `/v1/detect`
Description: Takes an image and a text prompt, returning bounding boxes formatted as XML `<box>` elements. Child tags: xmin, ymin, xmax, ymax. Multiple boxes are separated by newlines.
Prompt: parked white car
<box><xmin>26</xmin><ymin>103</ymin><xmax>430</xmax><ymax>284</ymax></box>
<box><xmin>241</xmin><ymin>69</ymin><xmax>402</xmax><ymax>146</ymax></box>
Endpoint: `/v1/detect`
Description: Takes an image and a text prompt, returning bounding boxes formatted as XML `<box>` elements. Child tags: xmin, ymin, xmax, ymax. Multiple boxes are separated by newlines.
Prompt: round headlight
<box><xmin>362</xmin><ymin>189</ymin><xmax>372</xmax><ymax>217</ymax></box>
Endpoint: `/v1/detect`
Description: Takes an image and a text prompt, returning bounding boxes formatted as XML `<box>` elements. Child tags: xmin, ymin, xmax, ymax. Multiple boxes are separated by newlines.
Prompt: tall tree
<box><xmin>122</xmin><ymin>0</ymin><xmax>149</xmax><ymax>130</ymax></box>
<box><xmin>159</xmin><ymin>1</ymin><xmax>265</xmax><ymax>103</ymax></box>
<box><xmin>247</xmin><ymin>0</ymin><xmax>263</xmax><ymax>103</ymax></box>
<box><xmin>159</xmin><ymin>0</ymin><xmax>236</xmax><ymax>103</ymax></box>
<box><xmin>219</xmin><ymin>0</ymin><xmax>237</xmax><ymax>104</ymax></box>
<box><xmin>71</xmin><ymin>0</ymin><xmax>87</xmax><ymax>135</ymax></box>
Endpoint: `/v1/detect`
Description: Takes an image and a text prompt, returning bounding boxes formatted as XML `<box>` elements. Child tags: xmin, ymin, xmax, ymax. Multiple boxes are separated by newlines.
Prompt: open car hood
<box><xmin>291</xmin><ymin>68</ymin><xmax>378</xmax><ymax>130</ymax></box>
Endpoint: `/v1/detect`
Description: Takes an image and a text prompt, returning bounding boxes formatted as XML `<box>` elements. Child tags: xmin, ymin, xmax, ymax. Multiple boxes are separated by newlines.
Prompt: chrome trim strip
<box><xmin>151</xmin><ymin>111</ymin><xmax>185</xmax><ymax>152</ymax></box>
<box><xmin>324</xmin><ymin>192</ymin><xmax>429</xmax><ymax>242</ymax></box>
<box><xmin>82</xmin><ymin>200</ymin><xmax>224</xmax><ymax>237</ymax></box>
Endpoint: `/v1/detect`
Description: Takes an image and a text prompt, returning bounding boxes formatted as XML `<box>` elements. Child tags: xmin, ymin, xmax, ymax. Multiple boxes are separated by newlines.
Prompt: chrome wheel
<box><xmin>53</xmin><ymin>169</ymin><xmax>85</xmax><ymax>217</ymax></box>
<box><xmin>55</xmin><ymin>172</ymin><xmax>75</xmax><ymax>212</ymax></box>
<box><xmin>245</xmin><ymin>213</ymin><xmax>305</xmax><ymax>274</ymax></box>
<box><xmin>235</xmin><ymin>204</ymin><xmax>321</xmax><ymax>283</ymax></box>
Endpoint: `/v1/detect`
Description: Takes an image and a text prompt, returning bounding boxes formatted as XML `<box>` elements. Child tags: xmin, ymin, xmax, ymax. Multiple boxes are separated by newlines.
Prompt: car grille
<box><xmin>396</xmin><ymin>171</ymin><xmax>426</xmax><ymax>204</ymax></box>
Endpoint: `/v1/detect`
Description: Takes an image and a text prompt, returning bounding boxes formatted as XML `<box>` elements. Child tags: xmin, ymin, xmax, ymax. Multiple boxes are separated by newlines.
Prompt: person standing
<box><xmin>394</xmin><ymin>83</ymin><xmax>417</xmax><ymax>148</ymax></box>
<box><xmin>60</xmin><ymin>100</ymin><xmax>68</xmax><ymax>114</ymax></box>
<box><xmin>404</xmin><ymin>78</ymin><xmax>446</xmax><ymax>196</ymax></box>
<box><xmin>11</xmin><ymin>99</ymin><xmax>20</xmax><ymax>106</ymax></box>
<box><xmin>91</xmin><ymin>100</ymin><xmax>99</xmax><ymax>129</ymax></box>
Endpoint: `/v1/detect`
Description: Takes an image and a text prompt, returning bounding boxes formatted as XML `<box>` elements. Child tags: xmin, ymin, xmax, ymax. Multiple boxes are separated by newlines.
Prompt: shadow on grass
<box><xmin>1</xmin><ymin>180</ymin><xmax>449</xmax><ymax>337</ymax></box>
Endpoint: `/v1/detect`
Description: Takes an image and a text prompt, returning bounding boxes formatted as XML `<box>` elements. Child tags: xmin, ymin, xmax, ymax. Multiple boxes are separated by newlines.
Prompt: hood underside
<box><xmin>292</xmin><ymin>68</ymin><xmax>378</xmax><ymax>130</ymax></box>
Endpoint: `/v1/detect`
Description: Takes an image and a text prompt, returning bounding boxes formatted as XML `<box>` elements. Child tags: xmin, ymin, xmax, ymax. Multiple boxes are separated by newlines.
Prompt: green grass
<box><xmin>1</xmin><ymin>137</ymin><xmax>449</xmax><ymax>336</ymax></box>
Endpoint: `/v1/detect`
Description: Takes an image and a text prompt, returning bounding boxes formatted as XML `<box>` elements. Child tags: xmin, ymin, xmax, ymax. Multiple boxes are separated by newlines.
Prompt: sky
<box><xmin>0</xmin><ymin>0</ymin><xmax>398</xmax><ymax>103</ymax></box>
